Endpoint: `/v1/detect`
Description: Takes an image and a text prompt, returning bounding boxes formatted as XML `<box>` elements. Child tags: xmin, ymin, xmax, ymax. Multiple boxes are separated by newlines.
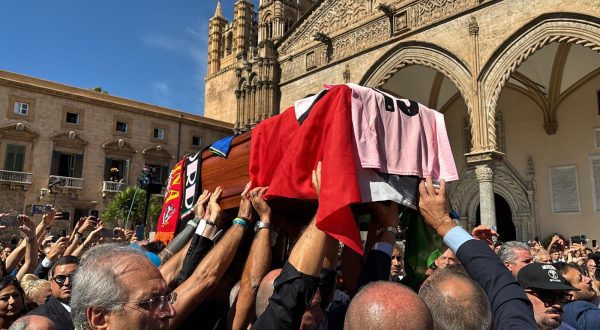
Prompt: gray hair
<box><xmin>71</xmin><ymin>244</ymin><xmax>147</xmax><ymax>330</ymax></box>
<box><xmin>498</xmin><ymin>241</ymin><xmax>530</xmax><ymax>265</ymax></box>
<box><xmin>419</xmin><ymin>267</ymin><xmax>492</xmax><ymax>330</ymax></box>
<box><xmin>8</xmin><ymin>319</ymin><xmax>27</xmax><ymax>330</ymax></box>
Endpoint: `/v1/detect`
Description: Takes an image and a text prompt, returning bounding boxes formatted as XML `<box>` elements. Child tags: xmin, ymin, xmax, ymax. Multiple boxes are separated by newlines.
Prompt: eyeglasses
<box><xmin>51</xmin><ymin>274</ymin><xmax>74</xmax><ymax>287</ymax></box>
<box><xmin>125</xmin><ymin>292</ymin><xmax>177</xmax><ymax>316</ymax></box>
<box><xmin>391</xmin><ymin>256</ymin><xmax>402</xmax><ymax>262</ymax></box>
<box><xmin>526</xmin><ymin>290</ymin><xmax>572</xmax><ymax>306</ymax></box>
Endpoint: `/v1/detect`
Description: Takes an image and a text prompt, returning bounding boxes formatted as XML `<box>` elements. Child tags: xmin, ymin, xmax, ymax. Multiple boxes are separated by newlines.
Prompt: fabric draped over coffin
<box><xmin>249</xmin><ymin>84</ymin><xmax>458</xmax><ymax>255</ymax></box>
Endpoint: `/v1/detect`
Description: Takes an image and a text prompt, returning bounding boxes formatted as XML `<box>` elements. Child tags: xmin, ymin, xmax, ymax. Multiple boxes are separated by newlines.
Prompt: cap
<box><xmin>517</xmin><ymin>263</ymin><xmax>578</xmax><ymax>291</ymax></box>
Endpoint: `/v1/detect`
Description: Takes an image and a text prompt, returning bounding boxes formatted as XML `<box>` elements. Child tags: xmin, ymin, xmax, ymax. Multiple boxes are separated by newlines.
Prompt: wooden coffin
<box><xmin>200</xmin><ymin>131</ymin><xmax>318</xmax><ymax>221</ymax></box>
<box><xmin>201</xmin><ymin>132</ymin><xmax>251</xmax><ymax>210</ymax></box>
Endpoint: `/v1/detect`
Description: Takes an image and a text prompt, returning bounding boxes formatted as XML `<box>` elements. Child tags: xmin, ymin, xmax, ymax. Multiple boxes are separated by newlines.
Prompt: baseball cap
<box><xmin>517</xmin><ymin>263</ymin><xmax>578</xmax><ymax>291</ymax></box>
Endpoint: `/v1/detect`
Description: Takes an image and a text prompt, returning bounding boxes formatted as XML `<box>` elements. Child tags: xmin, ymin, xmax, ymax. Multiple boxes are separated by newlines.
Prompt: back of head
<box><xmin>8</xmin><ymin>315</ymin><xmax>56</xmax><ymax>330</ymax></box>
<box><xmin>255</xmin><ymin>269</ymin><xmax>281</xmax><ymax>318</ymax></box>
<box><xmin>71</xmin><ymin>244</ymin><xmax>147</xmax><ymax>330</ymax></box>
<box><xmin>498</xmin><ymin>241</ymin><xmax>529</xmax><ymax>264</ymax></box>
<box><xmin>419</xmin><ymin>267</ymin><xmax>491</xmax><ymax>330</ymax></box>
<box><xmin>344</xmin><ymin>281</ymin><xmax>432</xmax><ymax>330</ymax></box>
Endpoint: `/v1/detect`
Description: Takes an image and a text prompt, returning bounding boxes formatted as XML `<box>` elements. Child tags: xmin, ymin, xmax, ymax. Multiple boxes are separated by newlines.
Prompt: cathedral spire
<box><xmin>213</xmin><ymin>0</ymin><xmax>223</xmax><ymax>18</ymax></box>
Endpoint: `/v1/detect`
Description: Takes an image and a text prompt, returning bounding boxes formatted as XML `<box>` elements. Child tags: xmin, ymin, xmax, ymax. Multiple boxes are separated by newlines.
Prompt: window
<box><xmin>13</xmin><ymin>102</ymin><xmax>29</xmax><ymax>116</ymax></box>
<box><xmin>51</xmin><ymin>151</ymin><xmax>84</xmax><ymax>178</ymax></box>
<box><xmin>104</xmin><ymin>158</ymin><xmax>129</xmax><ymax>182</ymax></box>
<box><xmin>153</xmin><ymin>128</ymin><xmax>165</xmax><ymax>140</ymax></box>
<box><xmin>116</xmin><ymin>121</ymin><xmax>128</xmax><ymax>133</ymax></box>
<box><xmin>3</xmin><ymin>144</ymin><xmax>26</xmax><ymax>172</ymax></box>
<box><xmin>192</xmin><ymin>136</ymin><xmax>202</xmax><ymax>147</ymax></box>
<box><xmin>591</xmin><ymin>155</ymin><xmax>600</xmax><ymax>212</ymax></box>
<box><xmin>549</xmin><ymin>165</ymin><xmax>580</xmax><ymax>214</ymax></box>
<box><xmin>66</xmin><ymin>112</ymin><xmax>80</xmax><ymax>125</ymax></box>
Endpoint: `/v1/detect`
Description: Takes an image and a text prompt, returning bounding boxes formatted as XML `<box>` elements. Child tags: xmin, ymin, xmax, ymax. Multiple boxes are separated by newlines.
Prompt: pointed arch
<box><xmin>480</xmin><ymin>13</ymin><xmax>600</xmax><ymax>143</ymax></box>
<box><xmin>360</xmin><ymin>41</ymin><xmax>472</xmax><ymax>115</ymax></box>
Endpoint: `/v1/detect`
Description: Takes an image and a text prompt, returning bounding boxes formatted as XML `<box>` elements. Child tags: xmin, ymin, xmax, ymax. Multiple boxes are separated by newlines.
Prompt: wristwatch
<box><xmin>254</xmin><ymin>221</ymin><xmax>271</xmax><ymax>234</ymax></box>
<box><xmin>376</xmin><ymin>226</ymin><xmax>399</xmax><ymax>238</ymax></box>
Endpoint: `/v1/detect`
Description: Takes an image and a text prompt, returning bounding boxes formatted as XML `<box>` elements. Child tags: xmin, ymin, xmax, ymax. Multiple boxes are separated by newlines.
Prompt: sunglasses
<box><xmin>527</xmin><ymin>289</ymin><xmax>572</xmax><ymax>306</ymax></box>
<box><xmin>51</xmin><ymin>274</ymin><xmax>74</xmax><ymax>287</ymax></box>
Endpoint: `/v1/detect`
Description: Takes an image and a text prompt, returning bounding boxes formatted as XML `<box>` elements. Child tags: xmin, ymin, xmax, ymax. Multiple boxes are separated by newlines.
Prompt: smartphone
<box><xmin>32</xmin><ymin>205</ymin><xmax>52</xmax><ymax>215</ymax></box>
<box><xmin>58</xmin><ymin>230</ymin><xmax>67</xmax><ymax>238</ymax></box>
<box><xmin>0</xmin><ymin>214</ymin><xmax>21</xmax><ymax>227</ymax></box>
<box><xmin>134</xmin><ymin>225</ymin><xmax>145</xmax><ymax>241</ymax></box>
<box><xmin>593</xmin><ymin>240</ymin><xmax>597</xmax><ymax>247</ymax></box>
<box><xmin>90</xmin><ymin>210</ymin><xmax>99</xmax><ymax>218</ymax></box>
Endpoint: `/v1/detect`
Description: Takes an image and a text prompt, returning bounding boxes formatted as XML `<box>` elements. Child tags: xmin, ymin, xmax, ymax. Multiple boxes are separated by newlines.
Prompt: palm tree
<box><xmin>102</xmin><ymin>187</ymin><xmax>162</xmax><ymax>229</ymax></box>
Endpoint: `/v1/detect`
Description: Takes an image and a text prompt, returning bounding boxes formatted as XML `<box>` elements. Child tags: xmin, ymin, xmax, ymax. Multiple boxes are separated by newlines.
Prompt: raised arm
<box><xmin>16</xmin><ymin>216</ymin><xmax>37</xmax><ymax>280</ymax></box>
<box><xmin>170</xmin><ymin>183</ymin><xmax>253</xmax><ymax>329</ymax></box>
<box><xmin>230</xmin><ymin>187</ymin><xmax>274</xmax><ymax>330</ymax></box>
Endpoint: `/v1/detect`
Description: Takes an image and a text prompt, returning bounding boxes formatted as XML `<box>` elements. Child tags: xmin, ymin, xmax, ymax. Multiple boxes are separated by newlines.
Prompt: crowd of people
<box><xmin>0</xmin><ymin>164</ymin><xmax>599</xmax><ymax>329</ymax></box>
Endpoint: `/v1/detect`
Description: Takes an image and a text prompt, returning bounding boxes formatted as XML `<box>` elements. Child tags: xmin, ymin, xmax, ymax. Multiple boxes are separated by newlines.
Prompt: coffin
<box><xmin>200</xmin><ymin>131</ymin><xmax>318</xmax><ymax>220</ymax></box>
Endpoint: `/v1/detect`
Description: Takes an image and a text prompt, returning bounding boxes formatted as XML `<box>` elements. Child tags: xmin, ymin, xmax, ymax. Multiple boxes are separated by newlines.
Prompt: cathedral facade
<box><xmin>204</xmin><ymin>0</ymin><xmax>600</xmax><ymax>242</ymax></box>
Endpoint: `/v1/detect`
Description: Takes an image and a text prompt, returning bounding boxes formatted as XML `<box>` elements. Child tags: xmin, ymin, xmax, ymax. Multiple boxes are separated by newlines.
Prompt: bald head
<box><xmin>344</xmin><ymin>281</ymin><xmax>432</xmax><ymax>330</ymax></box>
<box><xmin>9</xmin><ymin>315</ymin><xmax>56</xmax><ymax>330</ymax></box>
<box><xmin>418</xmin><ymin>267</ymin><xmax>491</xmax><ymax>330</ymax></box>
<box><xmin>256</xmin><ymin>269</ymin><xmax>281</xmax><ymax>318</ymax></box>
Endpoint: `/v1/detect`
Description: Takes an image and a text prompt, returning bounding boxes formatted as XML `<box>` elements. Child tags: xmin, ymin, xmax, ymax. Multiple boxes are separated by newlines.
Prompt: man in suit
<box><xmin>418</xmin><ymin>178</ymin><xmax>537</xmax><ymax>329</ymax></box>
<box><xmin>27</xmin><ymin>256</ymin><xmax>79</xmax><ymax>330</ymax></box>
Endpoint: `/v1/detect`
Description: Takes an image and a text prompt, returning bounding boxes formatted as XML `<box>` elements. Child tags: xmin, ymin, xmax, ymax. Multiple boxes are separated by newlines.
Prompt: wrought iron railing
<box><xmin>49</xmin><ymin>175</ymin><xmax>83</xmax><ymax>189</ymax></box>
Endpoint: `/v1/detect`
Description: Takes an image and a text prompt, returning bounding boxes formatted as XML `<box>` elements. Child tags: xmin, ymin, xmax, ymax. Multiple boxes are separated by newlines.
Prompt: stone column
<box><xmin>475</xmin><ymin>165</ymin><xmax>496</xmax><ymax>228</ymax></box>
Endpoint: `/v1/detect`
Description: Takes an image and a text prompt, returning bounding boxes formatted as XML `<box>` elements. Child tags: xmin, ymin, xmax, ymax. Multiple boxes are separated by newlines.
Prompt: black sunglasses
<box><xmin>527</xmin><ymin>289</ymin><xmax>572</xmax><ymax>306</ymax></box>
<box><xmin>52</xmin><ymin>274</ymin><xmax>74</xmax><ymax>287</ymax></box>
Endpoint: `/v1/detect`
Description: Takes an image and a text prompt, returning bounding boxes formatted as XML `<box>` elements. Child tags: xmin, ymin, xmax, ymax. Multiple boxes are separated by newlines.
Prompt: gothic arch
<box><xmin>360</xmin><ymin>41</ymin><xmax>473</xmax><ymax>115</ymax></box>
<box><xmin>480</xmin><ymin>13</ymin><xmax>600</xmax><ymax>145</ymax></box>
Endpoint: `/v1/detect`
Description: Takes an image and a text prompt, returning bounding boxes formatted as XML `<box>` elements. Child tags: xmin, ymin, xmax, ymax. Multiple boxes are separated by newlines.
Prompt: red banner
<box><xmin>155</xmin><ymin>159</ymin><xmax>185</xmax><ymax>244</ymax></box>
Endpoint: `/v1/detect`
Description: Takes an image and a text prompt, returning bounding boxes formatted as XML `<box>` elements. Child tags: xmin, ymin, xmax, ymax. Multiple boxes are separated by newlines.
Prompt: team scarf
<box><xmin>180</xmin><ymin>151</ymin><xmax>202</xmax><ymax>222</ymax></box>
<box><xmin>155</xmin><ymin>159</ymin><xmax>185</xmax><ymax>244</ymax></box>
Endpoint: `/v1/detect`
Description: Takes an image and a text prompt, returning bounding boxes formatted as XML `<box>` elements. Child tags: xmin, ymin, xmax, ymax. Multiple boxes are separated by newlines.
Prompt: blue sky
<box><xmin>0</xmin><ymin>1</ymin><xmax>255</xmax><ymax>116</ymax></box>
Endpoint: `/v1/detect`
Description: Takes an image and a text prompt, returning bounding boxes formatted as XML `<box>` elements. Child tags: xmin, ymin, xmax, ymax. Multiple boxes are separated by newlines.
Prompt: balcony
<box><xmin>0</xmin><ymin>170</ymin><xmax>32</xmax><ymax>184</ymax></box>
<box><xmin>102</xmin><ymin>181</ymin><xmax>127</xmax><ymax>193</ymax></box>
<box><xmin>49</xmin><ymin>175</ymin><xmax>83</xmax><ymax>189</ymax></box>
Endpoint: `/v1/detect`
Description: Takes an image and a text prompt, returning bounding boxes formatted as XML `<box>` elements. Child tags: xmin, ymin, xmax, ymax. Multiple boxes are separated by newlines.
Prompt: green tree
<box><xmin>88</xmin><ymin>86</ymin><xmax>109</xmax><ymax>94</ymax></box>
<box><xmin>102</xmin><ymin>187</ymin><xmax>163</xmax><ymax>230</ymax></box>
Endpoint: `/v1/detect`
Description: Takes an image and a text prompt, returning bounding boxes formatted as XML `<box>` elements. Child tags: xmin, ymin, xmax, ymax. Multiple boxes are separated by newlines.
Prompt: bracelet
<box><xmin>233</xmin><ymin>218</ymin><xmax>249</xmax><ymax>230</ymax></box>
<box><xmin>435</xmin><ymin>217</ymin><xmax>454</xmax><ymax>231</ymax></box>
<box><xmin>205</xmin><ymin>219</ymin><xmax>217</xmax><ymax>227</ymax></box>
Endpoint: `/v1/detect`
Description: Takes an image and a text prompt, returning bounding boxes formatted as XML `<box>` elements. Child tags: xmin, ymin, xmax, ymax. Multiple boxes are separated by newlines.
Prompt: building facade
<box><xmin>204</xmin><ymin>0</ymin><xmax>600</xmax><ymax>242</ymax></box>
<box><xmin>0</xmin><ymin>70</ymin><xmax>232</xmax><ymax>231</ymax></box>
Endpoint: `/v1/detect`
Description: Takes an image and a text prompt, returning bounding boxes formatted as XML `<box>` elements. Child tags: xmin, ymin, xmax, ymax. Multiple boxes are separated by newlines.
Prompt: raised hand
<box><xmin>418</xmin><ymin>178</ymin><xmax>454</xmax><ymax>237</ymax></box>
<box><xmin>19</xmin><ymin>215</ymin><xmax>36</xmax><ymax>239</ymax></box>
<box><xmin>471</xmin><ymin>225</ymin><xmax>498</xmax><ymax>250</ymax></box>
<box><xmin>47</xmin><ymin>237</ymin><xmax>68</xmax><ymax>261</ymax></box>
<box><xmin>194</xmin><ymin>189</ymin><xmax>212</xmax><ymax>219</ymax></box>
<box><xmin>208</xmin><ymin>186</ymin><xmax>223</xmax><ymax>223</ymax></box>
<box><xmin>237</xmin><ymin>182</ymin><xmax>253</xmax><ymax>221</ymax></box>
<box><xmin>42</xmin><ymin>207</ymin><xmax>57</xmax><ymax>227</ymax></box>
<box><xmin>250</xmin><ymin>186</ymin><xmax>270</xmax><ymax>221</ymax></box>
<box><xmin>370</xmin><ymin>201</ymin><xmax>399</xmax><ymax>227</ymax></box>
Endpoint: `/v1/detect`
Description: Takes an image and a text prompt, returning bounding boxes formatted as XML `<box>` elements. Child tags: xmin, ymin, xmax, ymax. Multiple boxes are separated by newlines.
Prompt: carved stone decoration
<box><xmin>343</xmin><ymin>64</ymin><xmax>351</xmax><ymax>83</ymax></box>
<box><xmin>394</xmin><ymin>10</ymin><xmax>409</xmax><ymax>34</ymax></box>
<box><xmin>468</xmin><ymin>16</ymin><xmax>479</xmax><ymax>36</ymax></box>
<box><xmin>480</xmin><ymin>15</ymin><xmax>600</xmax><ymax>153</ymax></box>
<box><xmin>15</xmin><ymin>123</ymin><xmax>24</xmax><ymax>131</ymax></box>
<box><xmin>68</xmin><ymin>131</ymin><xmax>76</xmax><ymax>140</ymax></box>
<box><xmin>117</xmin><ymin>139</ymin><xmax>125</xmax><ymax>148</ymax></box>
<box><xmin>412</xmin><ymin>0</ymin><xmax>480</xmax><ymax>29</ymax></box>
<box><xmin>448</xmin><ymin>159</ymin><xmax>537</xmax><ymax>240</ymax></box>
<box><xmin>475</xmin><ymin>165</ymin><xmax>493</xmax><ymax>182</ymax></box>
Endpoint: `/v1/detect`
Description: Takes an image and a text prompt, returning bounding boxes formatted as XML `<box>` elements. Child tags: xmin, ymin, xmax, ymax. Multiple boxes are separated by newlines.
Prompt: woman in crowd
<box><xmin>20</xmin><ymin>274</ymin><xmax>51</xmax><ymax>310</ymax></box>
<box><xmin>0</xmin><ymin>276</ymin><xmax>26</xmax><ymax>329</ymax></box>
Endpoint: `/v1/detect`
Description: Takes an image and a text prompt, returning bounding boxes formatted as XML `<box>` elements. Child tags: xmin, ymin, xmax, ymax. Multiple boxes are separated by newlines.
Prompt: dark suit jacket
<box><xmin>27</xmin><ymin>296</ymin><xmax>74</xmax><ymax>330</ymax></box>
<box><xmin>456</xmin><ymin>239</ymin><xmax>537</xmax><ymax>330</ymax></box>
